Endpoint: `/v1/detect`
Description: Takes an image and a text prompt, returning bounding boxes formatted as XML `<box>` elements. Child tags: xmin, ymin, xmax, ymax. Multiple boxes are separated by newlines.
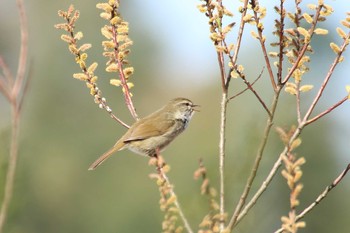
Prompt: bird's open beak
<box><xmin>192</xmin><ymin>104</ymin><xmax>200</xmax><ymax>112</ymax></box>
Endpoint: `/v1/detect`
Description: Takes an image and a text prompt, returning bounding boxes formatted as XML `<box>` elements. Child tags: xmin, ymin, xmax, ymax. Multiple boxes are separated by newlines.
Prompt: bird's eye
<box><xmin>185</xmin><ymin>102</ymin><xmax>191</xmax><ymax>106</ymax></box>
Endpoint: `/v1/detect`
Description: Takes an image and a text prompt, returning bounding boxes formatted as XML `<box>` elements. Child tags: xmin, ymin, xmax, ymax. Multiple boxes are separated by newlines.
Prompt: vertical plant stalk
<box><xmin>219</xmin><ymin>91</ymin><xmax>227</xmax><ymax>231</ymax></box>
<box><xmin>109</xmin><ymin>3</ymin><xmax>138</xmax><ymax>120</ymax></box>
<box><xmin>0</xmin><ymin>107</ymin><xmax>20</xmax><ymax>232</ymax></box>
<box><xmin>0</xmin><ymin>0</ymin><xmax>28</xmax><ymax>231</ymax></box>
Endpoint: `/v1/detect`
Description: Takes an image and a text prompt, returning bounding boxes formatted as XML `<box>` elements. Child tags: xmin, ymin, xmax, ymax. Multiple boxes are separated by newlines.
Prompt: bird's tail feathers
<box><xmin>88</xmin><ymin>145</ymin><xmax>121</xmax><ymax>170</ymax></box>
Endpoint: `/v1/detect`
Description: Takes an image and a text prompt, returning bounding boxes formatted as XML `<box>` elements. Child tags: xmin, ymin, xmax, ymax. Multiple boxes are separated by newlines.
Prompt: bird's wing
<box><xmin>123</xmin><ymin>118</ymin><xmax>175</xmax><ymax>143</ymax></box>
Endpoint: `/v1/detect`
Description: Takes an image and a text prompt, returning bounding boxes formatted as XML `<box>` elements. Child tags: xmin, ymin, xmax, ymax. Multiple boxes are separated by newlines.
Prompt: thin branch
<box><xmin>228</xmin><ymin>67</ymin><xmax>264</xmax><ymax>101</ymax></box>
<box><xmin>0</xmin><ymin>78</ymin><xmax>11</xmax><ymax>101</ymax></box>
<box><xmin>0</xmin><ymin>0</ymin><xmax>27</xmax><ymax>231</ymax></box>
<box><xmin>251</xmin><ymin>0</ymin><xmax>277</xmax><ymax>90</ymax></box>
<box><xmin>100</xmin><ymin>101</ymin><xmax>130</xmax><ymax>128</ymax></box>
<box><xmin>17</xmin><ymin>62</ymin><xmax>32</xmax><ymax>114</ymax></box>
<box><xmin>296</xmin><ymin>83</ymin><xmax>302</xmax><ymax>124</ymax></box>
<box><xmin>13</xmin><ymin>0</ymin><xmax>28</xmax><ymax>99</ymax></box>
<box><xmin>305</xmin><ymin>96</ymin><xmax>348</xmax><ymax>126</ymax></box>
<box><xmin>302</xmin><ymin>34</ymin><xmax>350</xmax><ymax>122</ymax></box>
<box><xmin>0</xmin><ymin>56</ymin><xmax>14</xmax><ymax>86</ymax></box>
<box><xmin>274</xmin><ymin>163</ymin><xmax>350</xmax><ymax>233</ymax></box>
<box><xmin>111</xmin><ymin>22</ymin><xmax>139</xmax><ymax>120</ymax></box>
<box><xmin>0</xmin><ymin>106</ymin><xmax>20</xmax><ymax>233</ymax></box>
<box><xmin>240</xmin><ymin>73</ymin><xmax>271</xmax><ymax>117</ymax></box>
<box><xmin>231</xmin><ymin>0</ymin><xmax>249</xmax><ymax>69</ymax></box>
<box><xmin>219</xmin><ymin>92</ymin><xmax>228</xmax><ymax>231</ymax></box>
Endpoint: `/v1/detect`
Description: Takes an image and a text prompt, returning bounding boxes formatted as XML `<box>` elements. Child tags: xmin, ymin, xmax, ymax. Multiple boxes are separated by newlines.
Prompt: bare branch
<box><xmin>228</xmin><ymin>66</ymin><xmax>264</xmax><ymax>101</ymax></box>
<box><xmin>251</xmin><ymin>0</ymin><xmax>277</xmax><ymax>90</ymax></box>
<box><xmin>302</xmin><ymin>33</ymin><xmax>350</xmax><ymax>122</ymax></box>
<box><xmin>13</xmin><ymin>0</ymin><xmax>28</xmax><ymax>99</ymax></box>
<box><xmin>305</xmin><ymin>96</ymin><xmax>348</xmax><ymax>126</ymax></box>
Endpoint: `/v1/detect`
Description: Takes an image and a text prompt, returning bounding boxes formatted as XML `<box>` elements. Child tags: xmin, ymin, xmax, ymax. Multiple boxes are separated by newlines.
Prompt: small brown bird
<box><xmin>88</xmin><ymin>97</ymin><xmax>199</xmax><ymax>170</ymax></box>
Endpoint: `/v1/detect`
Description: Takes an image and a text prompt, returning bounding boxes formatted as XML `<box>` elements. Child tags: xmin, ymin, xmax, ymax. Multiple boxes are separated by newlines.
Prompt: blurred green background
<box><xmin>0</xmin><ymin>0</ymin><xmax>349</xmax><ymax>232</ymax></box>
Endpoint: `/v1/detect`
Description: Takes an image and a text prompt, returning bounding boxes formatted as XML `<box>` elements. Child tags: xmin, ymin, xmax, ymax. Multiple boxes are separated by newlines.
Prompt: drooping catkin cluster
<box><xmin>54</xmin><ymin>5</ymin><xmax>115</xmax><ymax>120</ymax></box>
<box><xmin>149</xmin><ymin>157</ymin><xmax>183</xmax><ymax>233</ymax></box>
<box><xmin>276</xmin><ymin>127</ymin><xmax>306</xmax><ymax>233</ymax></box>
<box><xmin>194</xmin><ymin>160</ymin><xmax>223</xmax><ymax>233</ymax></box>
<box><xmin>97</xmin><ymin>0</ymin><xmax>138</xmax><ymax>120</ymax></box>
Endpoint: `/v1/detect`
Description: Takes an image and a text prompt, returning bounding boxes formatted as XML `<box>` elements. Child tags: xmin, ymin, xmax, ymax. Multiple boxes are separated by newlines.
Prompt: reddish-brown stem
<box><xmin>63</xmin><ymin>14</ymin><xmax>130</xmax><ymax>129</ymax></box>
<box><xmin>231</xmin><ymin>1</ymin><xmax>248</xmax><ymax>69</ymax></box>
<box><xmin>241</xmin><ymin>74</ymin><xmax>271</xmax><ymax>117</ymax></box>
<box><xmin>13</xmin><ymin>0</ymin><xmax>28</xmax><ymax>98</ymax></box>
<box><xmin>251</xmin><ymin>0</ymin><xmax>277</xmax><ymax>90</ymax></box>
<box><xmin>228</xmin><ymin>67</ymin><xmax>264</xmax><ymax>101</ymax></box>
<box><xmin>111</xmin><ymin>6</ymin><xmax>138</xmax><ymax>121</ymax></box>
<box><xmin>302</xmin><ymin>34</ymin><xmax>350</xmax><ymax>122</ymax></box>
<box><xmin>305</xmin><ymin>96</ymin><xmax>348</xmax><ymax>126</ymax></box>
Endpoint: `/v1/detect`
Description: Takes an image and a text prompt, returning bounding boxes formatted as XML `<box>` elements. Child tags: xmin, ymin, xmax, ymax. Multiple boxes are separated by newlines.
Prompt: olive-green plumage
<box><xmin>88</xmin><ymin>98</ymin><xmax>199</xmax><ymax>170</ymax></box>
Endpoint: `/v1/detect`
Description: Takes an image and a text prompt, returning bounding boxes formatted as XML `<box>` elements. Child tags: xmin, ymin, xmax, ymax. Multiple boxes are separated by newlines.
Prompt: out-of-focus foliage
<box><xmin>0</xmin><ymin>0</ymin><xmax>349</xmax><ymax>232</ymax></box>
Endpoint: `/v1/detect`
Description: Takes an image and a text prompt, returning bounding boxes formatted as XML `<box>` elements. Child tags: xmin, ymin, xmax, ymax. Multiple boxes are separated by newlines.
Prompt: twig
<box><xmin>305</xmin><ymin>96</ymin><xmax>348</xmax><ymax>126</ymax></box>
<box><xmin>231</xmin><ymin>0</ymin><xmax>248</xmax><ymax>72</ymax></box>
<box><xmin>100</xmin><ymin>101</ymin><xmax>130</xmax><ymax>128</ymax></box>
<box><xmin>274</xmin><ymin>163</ymin><xmax>350</xmax><ymax>233</ymax></box>
<box><xmin>228</xmin><ymin>67</ymin><xmax>264</xmax><ymax>101</ymax></box>
<box><xmin>296</xmin><ymin>81</ymin><xmax>302</xmax><ymax>124</ymax></box>
<box><xmin>240</xmin><ymin>73</ymin><xmax>271</xmax><ymax>117</ymax></box>
<box><xmin>251</xmin><ymin>0</ymin><xmax>277</xmax><ymax>90</ymax></box>
<box><xmin>302</xmin><ymin>33</ymin><xmax>350</xmax><ymax>123</ymax></box>
<box><xmin>0</xmin><ymin>56</ymin><xmax>14</xmax><ymax>86</ymax></box>
<box><xmin>13</xmin><ymin>0</ymin><xmax>28</xmax><ymax>98</ymax></box>
<box><xmin>0</xmin><ymin>106</ymin><xmax>20</xmax><ymax>233</ymax></box>
<box><xmin>110</xmin><ymin>2</ymin><xmax>138</xmax><ymax>120</ymax></box>
<box><xmin>219</xmin><ymin>92</ymin><xmax>228</xmax><ymax>231</ymax></box>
